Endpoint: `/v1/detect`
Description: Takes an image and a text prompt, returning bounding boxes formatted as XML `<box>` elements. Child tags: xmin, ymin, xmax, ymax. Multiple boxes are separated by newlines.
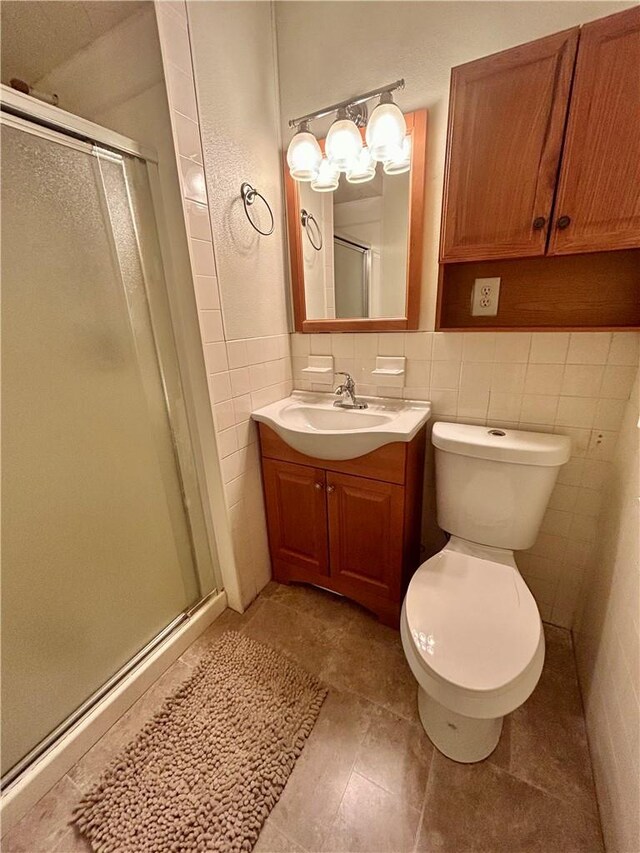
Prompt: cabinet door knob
<box><xmin>314</xmin><ymin>482</ymin><xmax>324</xmax><ymax>490</ymax></box>
<box><xmin>326</xmin><ymin>485</ymin><xmax>336</xmax><ymax>493</ymax></box>
<box><xmin>556</xmin><ymin>215</ymin><xmax>571</xmax><ymax>229</ymax></box>
<box><xmin>532</xmin><ymin>216</ymin><xmax>546</xmax><ymax>230</ymax></box>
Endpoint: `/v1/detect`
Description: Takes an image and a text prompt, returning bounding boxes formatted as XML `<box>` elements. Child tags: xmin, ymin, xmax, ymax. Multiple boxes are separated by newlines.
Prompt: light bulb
<box><xmin>286</xmin><ymin>122</ymin><xmax>322</xmax><ymax>181</ymax></box>
<box><xmin>383</xmin><ymin>135</ymin><xmax>411</xmax><ymax>175</ymax></box>
<box><xmin>346</xmin><ymin>147</ymin><xmax>376</xmax><ymax>184</ymax></box>
<box><xmin>310</xmin><ymin>157</ymin><xmax>339</xmax><ymax>193</ymax></box>
<box><xmin>365</xmin><ymin>93</ymin><xmax>407</xmax><ymax>163</ymax></box>
<box><xmin>325</xmin><ymin>110</ymin><xmax>363</xmax><ymax>172</ymax></box>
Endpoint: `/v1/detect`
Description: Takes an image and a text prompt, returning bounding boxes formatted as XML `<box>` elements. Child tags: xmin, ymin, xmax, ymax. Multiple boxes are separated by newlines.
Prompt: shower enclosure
<box><xmin>1</xmin><ymin>98</ymin><xmax>219</xmax><ymax>785</ymax></box>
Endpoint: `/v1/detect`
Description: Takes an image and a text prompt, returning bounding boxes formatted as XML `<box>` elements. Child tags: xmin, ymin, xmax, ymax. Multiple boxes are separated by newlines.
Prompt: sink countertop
<box><xmin>251</xmin><ymin>391</ymin><xmax>431</xmax><ymax>461</ymax></box>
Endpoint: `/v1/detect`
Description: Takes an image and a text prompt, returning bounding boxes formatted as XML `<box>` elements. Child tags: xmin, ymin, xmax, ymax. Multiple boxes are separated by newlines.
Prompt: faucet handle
<box><xmin>334</xmin><ymin>372</ymin><xmax>352</xmax><ymax>396</ymax></box>
<box><xmin>335</xmin><ymin>371</ymin><xmax>354</xmax><ymax>384</ymax></box>
<box><xmin>335</xmin><ymin>372</ymin><xmax>354</xmax><ymax>396</ymax></box>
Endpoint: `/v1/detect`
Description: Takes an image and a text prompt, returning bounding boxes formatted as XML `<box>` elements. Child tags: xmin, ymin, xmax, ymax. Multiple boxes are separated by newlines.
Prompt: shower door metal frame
<box><xmin>1</xmin><ymin>87</ymin><xmax>224</xmax><ymax>789</ymax></box>
<box><xmin>0</xmin><ymin>83</ymin><xmax>158</xmax><ymax>161</ymax></box>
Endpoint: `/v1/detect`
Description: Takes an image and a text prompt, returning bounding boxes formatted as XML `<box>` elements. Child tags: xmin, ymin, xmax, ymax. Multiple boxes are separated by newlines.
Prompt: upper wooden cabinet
<box><xmin>549</xmin><ymin>7</ymin><xmax>640</xmax><ymax>255</ymax></box>
<box><xmin>440</xmin><ymin>7</ymin><xmax>640</xmax><ymax>264</ymax></box>
<box><xmin>440</xmin><ymin>28</ymin><xmax>578</xmax><ymax>262</ymax></box>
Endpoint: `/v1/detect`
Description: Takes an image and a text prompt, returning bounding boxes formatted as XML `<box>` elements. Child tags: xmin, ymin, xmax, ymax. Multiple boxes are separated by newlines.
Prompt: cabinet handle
<box><xmin>532</xmin><ymin>216</ymin><xmax>546</xmax><ymax>230</ymax></box>
<box><xmin>556</xmin><ymin>215</ymin><xmax>571</xmax><ymax>230</ymax></box>
<box><xmin>326</xmin><ymin>485</ymin><xmax>336</xmax><ymax>493</ymax></box>
<box><xmin>314</xmin><ymin>482</ymin><xmax>324</xmax><ymax>490</ymax></box>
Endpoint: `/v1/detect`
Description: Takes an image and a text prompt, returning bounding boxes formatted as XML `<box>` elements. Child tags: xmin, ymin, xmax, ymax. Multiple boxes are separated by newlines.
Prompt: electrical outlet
<box><xmin>471</xmin><ymin>277</ymin><xmax>501</xmax><ymax>316</ymax></box>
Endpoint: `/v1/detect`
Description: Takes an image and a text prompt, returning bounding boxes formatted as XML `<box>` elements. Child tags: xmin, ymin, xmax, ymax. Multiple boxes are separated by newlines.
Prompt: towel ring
<box><xmin>240</xmin><ymin>182</ymin><xmax>274</xmax><ymax>236</ymax></box>
<box><xmin>301</xmin><ymin>208</ymin><xmax>323</xmax><ymax>251</ymax></box>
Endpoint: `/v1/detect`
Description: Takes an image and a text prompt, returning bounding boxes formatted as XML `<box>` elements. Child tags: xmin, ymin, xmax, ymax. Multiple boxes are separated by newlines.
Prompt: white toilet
<box><xmin>401</xmin><ymin>422</ymin><xmax>571</xmax><ymax>763</ymax></box>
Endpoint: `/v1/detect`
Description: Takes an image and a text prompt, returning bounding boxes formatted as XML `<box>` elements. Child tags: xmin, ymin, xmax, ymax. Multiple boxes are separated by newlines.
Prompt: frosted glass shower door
<box><xmin>1</xmin><ymin>117</ymin><xmax>202</xmax><ymax>777</ymax></box>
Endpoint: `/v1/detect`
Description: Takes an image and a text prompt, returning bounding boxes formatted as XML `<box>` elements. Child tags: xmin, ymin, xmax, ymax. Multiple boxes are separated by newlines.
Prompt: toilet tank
<box><xmin>432</xmin><ymin>423</ymin><xmax>571</xmax><ymax>551</ymax></box>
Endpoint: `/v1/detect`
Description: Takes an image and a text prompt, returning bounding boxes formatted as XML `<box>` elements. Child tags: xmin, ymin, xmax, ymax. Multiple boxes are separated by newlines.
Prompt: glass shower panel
<box><xmin>1</xmin><ymin>120</ymin><xmax>200</xmax><ymax>776</ymax></box>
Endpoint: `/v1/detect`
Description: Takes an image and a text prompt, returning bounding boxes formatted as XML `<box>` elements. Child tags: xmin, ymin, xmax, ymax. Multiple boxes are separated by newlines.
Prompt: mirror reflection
<box><xmin>299</xmin><ymin>164</ymin><xmax>410</xmax><ymax>320</ymax></box>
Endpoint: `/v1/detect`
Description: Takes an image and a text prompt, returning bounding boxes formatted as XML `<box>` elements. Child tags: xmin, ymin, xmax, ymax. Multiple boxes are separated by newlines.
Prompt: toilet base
<box><xmin>418</xmin><ymin>688</ymin><xmax>503</xmax><ymax>763</ymax></box>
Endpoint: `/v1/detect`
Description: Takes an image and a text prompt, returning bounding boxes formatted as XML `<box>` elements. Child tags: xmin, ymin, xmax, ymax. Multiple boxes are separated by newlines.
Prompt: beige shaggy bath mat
<box><xmin>73</xmin><ymin>631</ymin><xmax>327</xmax><ymax>852</ymax></box>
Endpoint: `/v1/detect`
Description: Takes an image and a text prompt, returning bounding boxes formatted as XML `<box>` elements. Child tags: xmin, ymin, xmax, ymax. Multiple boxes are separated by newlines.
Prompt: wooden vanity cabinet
<box><xmin>259</xmin><ymin>424</ymin><xmax>426</xmax><ymax>627</ymax></box>
<box><xmin>326</xmin><ymin>471</ymin><xmax>405</xmax><ymax>606</ymax></box>
<box><xmin>262</xmin><ymin>459</ymin><xmax>329</xmax><ymax>577</ymax></box>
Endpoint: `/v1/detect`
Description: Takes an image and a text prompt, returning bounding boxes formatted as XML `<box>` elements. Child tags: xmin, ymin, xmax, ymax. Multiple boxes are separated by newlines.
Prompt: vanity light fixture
<box><xmin>383</xmin><ymin>134</ymin><xmax>412</xmax><ymax>175</ymax></box>
<box><xmin>325</xmin><ymin>108</ymin><xmax>363</xmax><ymax>172</ymax></box>
<box><xmin>310</xmin><ymin>157</ymin><xmax>340</xmax><ymax>192</ymax></box>
<box><xmin>286</xmin><ymin>120</ymin><xmax>323</xmax><ymax>181</ymax></box>
<box><xmin>366</xmin><ymin>90</ymin><xmax>407</xmax><ymax>163</ymax></box>
<box><xmin>346</xmin><ymin>146</ymin><xmax>376</xmax><ymax>183</ymax></box>
<box><xmin>286</xmin><ymin>79</ymin><xmax>406</xmax><ymax>190</ymax></box>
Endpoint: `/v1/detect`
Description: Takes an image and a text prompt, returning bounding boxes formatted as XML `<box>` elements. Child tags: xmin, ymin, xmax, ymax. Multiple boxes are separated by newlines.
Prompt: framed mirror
<box><xmin>285</xmin><ymin>109</ymin><xmax>427</xmax><ymax>332</ymax></box>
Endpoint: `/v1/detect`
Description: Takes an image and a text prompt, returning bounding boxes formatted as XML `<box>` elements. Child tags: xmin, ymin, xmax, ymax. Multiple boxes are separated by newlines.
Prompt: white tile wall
<box><xmin>155</xmin><ymin>1</ymin><xmax>293</xmax><ymax>608</ymax></box>
<box><xmin>292</xmin><ymin>329</ymin><xmax>640</xmax><ymax>627</ymax></box>
<box><xmin>157</xmin><ymin>0</ymin><xmax>638</xmax><ymax>632</ymax></box>
<box><xmin>574</xmin><ymin>372</ymin><xmax>640</xmax><ymax>853</ymax></box>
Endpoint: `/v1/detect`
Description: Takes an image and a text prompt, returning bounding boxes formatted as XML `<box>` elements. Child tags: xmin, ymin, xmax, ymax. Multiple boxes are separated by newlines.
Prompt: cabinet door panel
<box><xmin>441</xmin><ymin>28</ymin><xmax>578</xmax><ymax>262</ymax></box>
<box><xmin>262</xmin><ymin>459</ymin><xmax>329</xmax><ymax>575</ymax></box>
<box><xmin>549</xmin><ymin>7</ymin><xmax>640</xmax><ymax>255</ymax></box>
<box><xmin>327</xmin><ymin>472</ymin><xmax>404</xmax><ymax>599</ymax></box>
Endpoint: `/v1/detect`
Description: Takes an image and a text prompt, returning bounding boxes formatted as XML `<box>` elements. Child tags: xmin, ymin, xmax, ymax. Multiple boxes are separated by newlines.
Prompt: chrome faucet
<box><xmin>333</xmin><ymin>372</ymin><xmax>368</xmax><ymax>409</ymax></box>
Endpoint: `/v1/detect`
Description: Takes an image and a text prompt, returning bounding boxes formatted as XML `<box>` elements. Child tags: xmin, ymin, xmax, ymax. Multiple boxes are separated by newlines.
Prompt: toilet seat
<box><xmin>404</xmin><ymin>543</ymin><xmax>543</xmax><ymax>711</ymax></box>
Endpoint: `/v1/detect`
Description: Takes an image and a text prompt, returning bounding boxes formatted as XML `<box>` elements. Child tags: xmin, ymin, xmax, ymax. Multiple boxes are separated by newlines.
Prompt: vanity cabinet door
<box><xmin>548</xmin><ymin>7</ymin><xmax>640</xmax><ymax>255</ymax></box>
<box><xmin>440</xmin><ymin>27</ymin><xmax>578</xmax><ymax>263</ymax></box>
<box><xmin>262</xmin><ymin>459</ymin><xmax>329</xmax><ymax>576</ymax></box>
<box><xmin>326</xmin><ymin>472</ymin><xmax>404</xmax><ymax>601</ymax></box>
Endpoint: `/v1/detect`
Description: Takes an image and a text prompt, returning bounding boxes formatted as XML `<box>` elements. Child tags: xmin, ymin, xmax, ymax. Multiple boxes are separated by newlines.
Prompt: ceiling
<box><xmin>1</xmin><ymin>1</ymin><xmax>147</xmax><ymax>86</ymax></box>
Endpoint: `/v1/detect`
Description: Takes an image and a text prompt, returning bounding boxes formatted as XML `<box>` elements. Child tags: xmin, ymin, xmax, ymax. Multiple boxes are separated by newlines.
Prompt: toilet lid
<box><xmin>405</xmin><ymin>549</ymin><xmax>541</xmax><ymax>693</ymax></box>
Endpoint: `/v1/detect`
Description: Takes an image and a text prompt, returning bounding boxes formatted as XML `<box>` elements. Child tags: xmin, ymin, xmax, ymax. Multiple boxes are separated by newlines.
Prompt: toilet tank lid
<box><xmin>432</xmin><ymin>422</ymin><xmax>571</xmax><ymax>466</ymax></box>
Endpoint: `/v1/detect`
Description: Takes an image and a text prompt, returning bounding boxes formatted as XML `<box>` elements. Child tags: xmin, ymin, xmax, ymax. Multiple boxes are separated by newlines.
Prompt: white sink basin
<box><xmin>252</xmin><ymin>392</ymin><xmax>431</xmax><ymax>460</ymax></box>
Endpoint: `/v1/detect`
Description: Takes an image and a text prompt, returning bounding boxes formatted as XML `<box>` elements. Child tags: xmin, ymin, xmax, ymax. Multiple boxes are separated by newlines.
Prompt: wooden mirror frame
<box><xmin>285</xmin><ymin>108</ymin><xmax>428</xmax><ymax>332</ymax></box>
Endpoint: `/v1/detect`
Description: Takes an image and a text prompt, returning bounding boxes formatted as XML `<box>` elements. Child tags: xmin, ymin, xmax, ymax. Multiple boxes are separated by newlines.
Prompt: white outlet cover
<box><xmin>472</xmin><ymin>277</ymin><xmax>501</xmax><ymax>316</ymax></box>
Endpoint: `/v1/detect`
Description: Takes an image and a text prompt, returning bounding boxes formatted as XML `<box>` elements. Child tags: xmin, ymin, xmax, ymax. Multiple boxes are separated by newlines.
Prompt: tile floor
<box><xmin>3</xmin><ymin>582</ymin><xmax>604</xmax><ymax>853</ymax></box>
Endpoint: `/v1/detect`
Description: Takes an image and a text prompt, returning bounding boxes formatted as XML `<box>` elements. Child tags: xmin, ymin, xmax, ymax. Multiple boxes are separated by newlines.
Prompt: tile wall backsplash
<box><xmin>574</xmin><ymin>374</ymin><xmax>639</xmax><ymax>852</ymax></box>
<box><xmin>292</xmin><ymin>329</ymin><xmax>639</xmax><ymax>628</ymax></box>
